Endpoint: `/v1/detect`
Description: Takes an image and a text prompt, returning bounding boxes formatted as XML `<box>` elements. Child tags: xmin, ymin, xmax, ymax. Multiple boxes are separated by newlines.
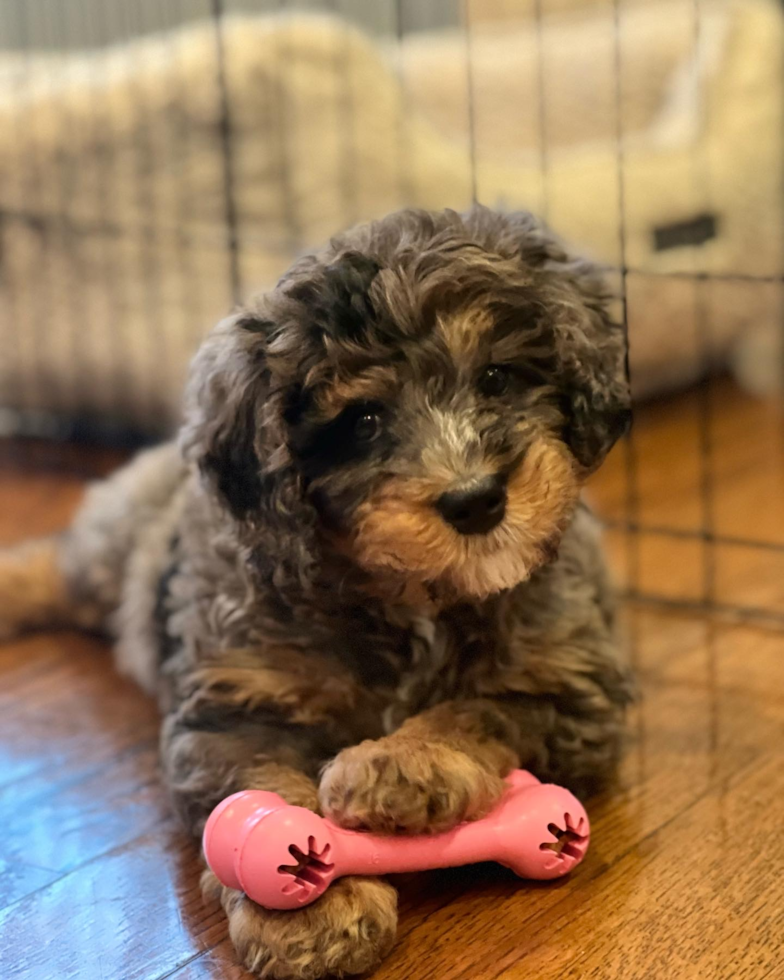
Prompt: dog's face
<box><xmin>184</xmin><ymin>207</ymin><xmax>630</xmax><ymax>603</ymax></box>
<box><xmin>281</xmin><ymin>264</ymin><xmax>581</xmax><ymax>601</ymax></box>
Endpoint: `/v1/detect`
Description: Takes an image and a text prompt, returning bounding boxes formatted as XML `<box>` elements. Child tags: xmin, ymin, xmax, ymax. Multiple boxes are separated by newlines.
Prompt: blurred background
<box><xmin>0</xmin><ymin>0</ymin><xmax>782</xmax><ymax>621</ymax></box>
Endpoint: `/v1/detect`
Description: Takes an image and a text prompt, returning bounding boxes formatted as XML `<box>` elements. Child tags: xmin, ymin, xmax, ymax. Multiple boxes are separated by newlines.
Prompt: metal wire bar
<box><xmin>121</xmin><ymin>0</ymin><xmax>167</xmax><ymax>423</ymax></box>
<box><xmin>328</xmin><ymin>0</ymin><xmax>360</xmax><ymax>229</ymax></box>
<box><xmin>622</xmin><ymin>268</ymin><xmax>784</xmax><ymax>285</ymax></box>
<box><xmin>690</xmin><ymin>0</ymin><xmax>717</xmax><ymax>606</ymax></box>
<box><xmin>0</xmin><ymin>2</ymin><xmax>31</xmax><ymax>414</ymax></box>
<box><xmin>780</xmin><ymin>0</ymin><xmax>784</xmax><ymax>404</ymax></box>
<box><xmin>50</xmin><ymin>0</ymin><xmax>90</xmax><ymax>419</ymax></box>
<box><xmin>81</xmin><ymin>0</ymin><xmax>132</xmax><ymax>420</ymax></box>
<box><xmin>461</xmin><ymin>0</ymin><xmax>478</xmax><ymax>204</ymax></box>
<box><xmin>624</xmin><ymin>593</ymin><xmax>784</xmax><ymax>631</ymax></box>
<box><xmin>8</xmin><ymin>195</ymin><xmax>784</xmax><ymax>291</ymax></box>
<box><xmin>16</xmin><ymin>0</ymin><xmax>59</xmax><ymax>415</ymax></box>
<box><xmin>394</xmin><ymin>0</ymin><xmax>416</xmax><ymax>207</ymax></box>
<box><xmin>602</xmin><ymin>520</ymin><xmax>784</xmax><ymax>554</ymax></box>
<box><xmin>273</xmin><ymin>0</ymin><xmax>304</xmax><ymax>255</ymax></box>
<box><xmin>608</xmin><ymin>0</ymin><xmax>649</xmax><ymax>782</ymax></box>
<box><xmin>210</xmin><ymin>0</ymin><xmax>242</xmax><ymax>305</ymax></box>
<box><xmin>533</xmin><ymin>0</ymin><xmax>549</xmax><ymax>221</ymax></box>
<box><xmin>611</xmin><ymin>0</ymin><xmax>641</xmax><ymax>599</ymax></box>
<box><xmin>168</xmin><ymin>0</ymin><xmax>204</xmax><ymax>364</ymax></box>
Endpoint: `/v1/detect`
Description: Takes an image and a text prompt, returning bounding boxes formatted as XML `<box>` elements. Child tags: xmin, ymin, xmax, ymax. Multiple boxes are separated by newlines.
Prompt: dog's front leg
<box><xmin>319</xmin><ymin>701</ymin><xmax>519</xmax><ymax>835</ymax></box>
<box><xmin>319</xmin><ymin>686</ymin><xmax>628</xmax><ymax>835</ymax></box>
<box><xmin>161</xmin><ymin>688</ymin><xmax>397</xmax><ymax>979</ymax></box>
<box><xmin>204</xmin><ymin>868</ymin><xmax>396</xmax><ymax>980</ymax></box>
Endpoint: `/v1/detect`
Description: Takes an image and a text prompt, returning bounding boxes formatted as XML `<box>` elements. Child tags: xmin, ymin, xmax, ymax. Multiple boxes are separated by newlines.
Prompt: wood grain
<box><xmin>1</xmin><ymin>386</ymin><xmax>783</xmax><ymax>980</ymax></box>
<box><xmin>588</xmin><ymin>380</ymin><xmax>784</xmax><ymax>613</ymax></box>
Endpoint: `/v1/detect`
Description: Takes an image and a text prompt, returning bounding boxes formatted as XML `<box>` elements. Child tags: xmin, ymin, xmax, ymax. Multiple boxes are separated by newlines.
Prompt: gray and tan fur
<box><xmin>0</xmin><ymin>206</ymin><xmax>632</xmax><ymax>980</ymax></box>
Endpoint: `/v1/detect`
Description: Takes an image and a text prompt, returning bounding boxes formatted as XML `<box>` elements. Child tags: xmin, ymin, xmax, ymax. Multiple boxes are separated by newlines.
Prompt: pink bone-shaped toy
<box><xmin>203</xmin><ymin>769</ymin><xmax>590</xmax><ymax>910</ymax></box>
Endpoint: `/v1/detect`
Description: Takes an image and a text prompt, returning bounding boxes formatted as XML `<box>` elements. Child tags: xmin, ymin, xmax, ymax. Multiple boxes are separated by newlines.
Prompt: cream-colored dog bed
<box><xmin>0</xmin><ymin>0</ymin><xmax>780</xmax><ymax>433</ymax></box>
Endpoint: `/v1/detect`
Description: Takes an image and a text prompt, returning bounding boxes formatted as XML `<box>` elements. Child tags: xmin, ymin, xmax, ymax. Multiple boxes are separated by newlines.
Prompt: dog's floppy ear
<box><xmin>180</xmin><ymin>312</ymin><xmax>270</xmax><ymax>520</ymax></box>
<box><xmin>552</xmin><ymin>259</ymin><xmax>631</xmax><ymax>471</ymax></box>
<box><xmin>180</xmin><ymin>311</ymin><xmax>320</xmax><ymax>591</ymax></box>
<box><xmin>490</xmin><ymin>209</ymin><xmax>631</xmax><ymax>471</ymax></box>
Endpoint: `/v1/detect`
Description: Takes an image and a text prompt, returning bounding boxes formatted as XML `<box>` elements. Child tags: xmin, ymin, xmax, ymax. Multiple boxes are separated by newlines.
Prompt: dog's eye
<box><xmin>353</xmin><ymin>411</ymin><xmax>381</xmax><ymax>443</ymax></box>
<box><xmin>478</xmin><ymin>365</ymin><xmax>510</xmax><ymax>398</ymax></box>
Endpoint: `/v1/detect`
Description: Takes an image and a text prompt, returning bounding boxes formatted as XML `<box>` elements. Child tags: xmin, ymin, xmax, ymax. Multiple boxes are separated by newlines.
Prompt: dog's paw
<box><xmin>318</xmin><ymin>735</ymin><xmax>507</xmax><ymax>835</ymax></box>
<box><xmin>209</xmin><ymin>871</ymin><xmax>397</xmax><ymax>980</ymax></box>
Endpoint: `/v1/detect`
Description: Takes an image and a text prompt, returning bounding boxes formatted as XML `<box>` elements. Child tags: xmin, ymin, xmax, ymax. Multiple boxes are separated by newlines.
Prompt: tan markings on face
<box><xmin>349</xmin><ymin>438</ymin><xmax>579</xmax><ymax>599</ymax></box>
<box><xmin>437</xmin><ymin>307</ymin><xmax>495</xmax><ymax>363</ymax></box>
<box><xmin>183</xmin><ymin>646</ymin><xmax>366</xmax><ymax>726</ymax></box>
<box><xmin>315</xmin><ymin>365</ymin><xmax>399</xmax><ymax>418</ymax></box>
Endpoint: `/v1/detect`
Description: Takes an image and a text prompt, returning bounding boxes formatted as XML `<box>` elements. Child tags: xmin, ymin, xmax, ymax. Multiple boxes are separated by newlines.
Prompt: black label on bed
<box><xmin>653</xmin><ymin>213</ymin><xmax>718</xmax><ymax>251</ymax></box>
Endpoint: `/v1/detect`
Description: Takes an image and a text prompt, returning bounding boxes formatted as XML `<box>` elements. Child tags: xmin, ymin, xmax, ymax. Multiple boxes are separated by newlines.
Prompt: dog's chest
<box><xmin>381</xmin><ymin>604</ymin><xmax>496</xmax><ymax>732</ymax></box>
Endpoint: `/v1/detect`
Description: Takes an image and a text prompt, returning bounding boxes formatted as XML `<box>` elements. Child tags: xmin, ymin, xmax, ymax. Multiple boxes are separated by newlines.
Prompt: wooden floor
<box><xmin>2</xmin><ymin>387</ymin><xmax>784</xmax><ymax>980</ymax></box>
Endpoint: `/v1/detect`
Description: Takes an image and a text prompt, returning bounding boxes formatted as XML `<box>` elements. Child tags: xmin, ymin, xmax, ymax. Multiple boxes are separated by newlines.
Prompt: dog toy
<box><xmin>203</xmin><ymin>769</ymin><xmax>590</xmax><ymax>910</ymax></box>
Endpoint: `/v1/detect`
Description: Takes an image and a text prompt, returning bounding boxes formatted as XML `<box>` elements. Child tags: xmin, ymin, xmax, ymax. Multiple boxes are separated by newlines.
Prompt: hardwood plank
<box><xmin>0</xmin><ymin>828</ymin><xmax>225</xmax><ymax>980</ymax></box>
<box><xmin>2</xmin><ymin>409</ymin><xmax>784</xmax><ymax>980</ymax></box>
<box><xmin>166</xmin><ymin>940</ymin><xmax>254</xmax><ymax>980</ymax></box>
<box><xmin>0</xmin><ymin>741</ymin><xmax>164</xmax><ymax>875</ymax></box>
<box><xmin>0</xmin><ymin>439</ymin><xmax>124</xmax><ymax>544</ymax></box>
<box><xmin>374</xmin><ymin>616</ymin><xmax>784</xmax><ymax>979</ymax></box>
<box><xmin>0</xmin><ymin>858</ymin><xmax>60</xmax><ymax>911</ymax></box>
<box><xmin>0</xmin><ymin>632</ymin><xmax>159</xmax><ymax>795</ymax></box>
<box><xmin>589</xmin><ymin>381</ymin><xmax>784</xmax><ymax>611</ymax></box>
<box><xmin>468</xmin><ymin>756</ymin><xmax>784</xmax><ymax>980</ymax></box>
<box><xmin>589</xmin><ymin>381</ymin><xmax>784</xmax><ymax>547</ymax></box>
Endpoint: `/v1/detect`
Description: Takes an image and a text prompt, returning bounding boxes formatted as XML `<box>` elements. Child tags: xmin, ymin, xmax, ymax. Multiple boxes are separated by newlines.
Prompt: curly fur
<box><xmin>216</xmin><ymin>873</ymin><xmax>398</xmax><ymax>980</ymax></box>
<box><xmin>0</xmin><ymin>206</ymin><xmax>632</xmax><ymax>979</ymax></box>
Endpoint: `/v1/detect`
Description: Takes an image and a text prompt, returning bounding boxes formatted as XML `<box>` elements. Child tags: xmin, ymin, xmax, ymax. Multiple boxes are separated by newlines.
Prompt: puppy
<box><xmin>0</xmin><ymin>206</ymin><xmax>632</xmax><ymax>978</ymax></box>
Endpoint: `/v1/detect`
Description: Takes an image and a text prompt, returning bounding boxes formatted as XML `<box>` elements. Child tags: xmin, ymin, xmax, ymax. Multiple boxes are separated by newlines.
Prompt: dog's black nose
<box><xmin>436</xmin><ymin>475</ymin><xmax>507</xmax><ymax>535</ymax></box>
